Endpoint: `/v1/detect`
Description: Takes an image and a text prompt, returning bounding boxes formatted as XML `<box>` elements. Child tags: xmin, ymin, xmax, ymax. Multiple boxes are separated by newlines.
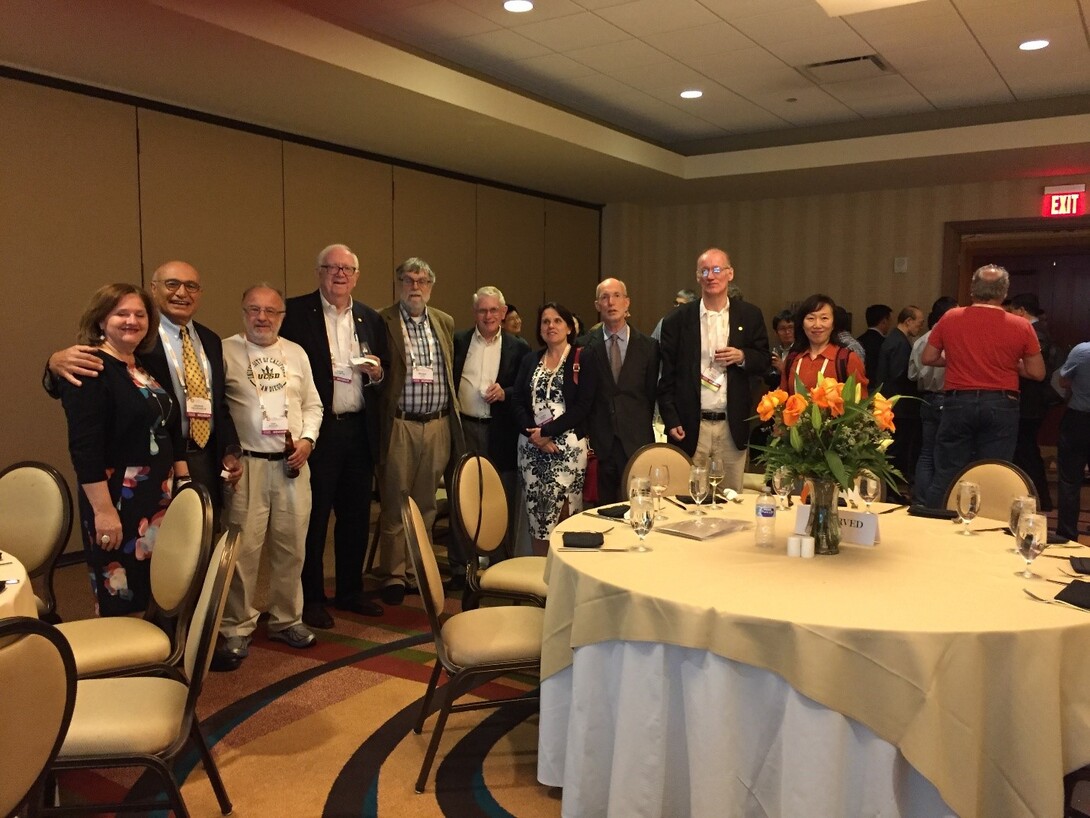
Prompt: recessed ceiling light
<box><xmin>680</xmin><ymin>89</ymin><xmax>703</xmax><ymax>99</ymax></box>
<box><xmin>1019</xmin><ymin>39</ymin><xmax>1049</xmax><ymax>51</ymax></box>
<box><xmin>504</xmin><ymin>0</ymin><xmax>533</xmax><ymax>12</ymax></box>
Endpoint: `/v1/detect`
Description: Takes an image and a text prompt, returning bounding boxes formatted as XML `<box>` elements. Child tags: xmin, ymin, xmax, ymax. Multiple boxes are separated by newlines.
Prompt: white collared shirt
<box><xmin>321</xmin><ymin>292</ymin><xmax>364</xmax><ymax>415</ymax></box>
<box><xmin>699</xmin><ymin>298</ymin><xmax>730</xmax><ymax>411</ymax></box>
<box><xmin>458</xmin><ymin>326</ymin><xmax>502</xmax><ymax>419</ymax></box>
<box><xmin>157</xmin><ymin>314</ymin><xmax>213</xmax><ymax>440</ymax></box>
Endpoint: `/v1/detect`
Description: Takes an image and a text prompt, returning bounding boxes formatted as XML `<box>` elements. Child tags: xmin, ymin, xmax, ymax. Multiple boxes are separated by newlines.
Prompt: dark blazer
<box><xmin>580</xmin><ymin>326</ymin><xmax>659</xmax><ymax>460</ymax></box>
<box><xmin>657</xmin><ymin>299</ymin><xmax>770</xmax><ymax>456</ymax></box>
<box><xmin>1019</xmin><ymin>320</ymin><xmax>1052</xmax><ymax>420</ymax></box>
<box><xmin>279</xmin><ymin>290</ymin><xmax>389</xmax><ymax>461</ymax></box>
<box><xmin>857</xmin><ymin>327</ymin><xmax>884</xmax><ymax>385</ymax></box>
<box><xmin>453</xmin><ymin>328</ymin><xmax>531</xmax><ymax>472</ymax></box>
<box><xmin>513</xmin><ymin>345</ymin><xmax>598</xmax><ymax>442</ymax></box>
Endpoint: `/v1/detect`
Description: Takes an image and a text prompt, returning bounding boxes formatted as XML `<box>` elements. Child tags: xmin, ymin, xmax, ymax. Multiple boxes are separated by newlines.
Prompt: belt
<box><xmin>460</xmin><ymin>414</ymin><xmax>491</xmax><ymax>424</ymax></box>
<box><xmin>945</xmin><ymin>389</ymin><xmax>1019</xmax><ymax>399</ymax></box>
<box><xmin>243</xmin><ymin>450</ymin><xmax>287</xmax><ymax>461</ymax></box>
<box><xmin>328</xmin><ymin>411</ymin><xmax>362</xmax><ymax>421</ymax></box>
<box><xmin>700</xmin><ymin>411</ymin><xmax>727</xmax><ymax>421</ymax></box>
<box><xmin>395</xmin><ymin>407</ymin><xmax>450</xmax><ymax>423</ymax></box>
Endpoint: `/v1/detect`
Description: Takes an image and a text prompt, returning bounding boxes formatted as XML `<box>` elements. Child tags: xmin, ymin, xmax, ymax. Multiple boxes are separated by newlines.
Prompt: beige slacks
<box><xmin>695</xmin><ymin>418</ymin><xmax>747</xmax><ymax>493</ymax></box>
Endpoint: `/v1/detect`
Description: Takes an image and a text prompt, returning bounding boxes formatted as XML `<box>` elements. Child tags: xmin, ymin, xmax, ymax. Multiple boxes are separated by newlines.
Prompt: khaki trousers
<box><xmin>220</xmin><ymin>456</ymin><xmax>308</xmax><ymax>638</ymax></box>
<box><xmin>376</xmin><ymin>417</ymin><xmax>451</xmax><ymax>588</ymax></box>
<box><xmin>695</xmin><ymin>419</ymin><xmax>747</xmax><ymax>493</ymax></box>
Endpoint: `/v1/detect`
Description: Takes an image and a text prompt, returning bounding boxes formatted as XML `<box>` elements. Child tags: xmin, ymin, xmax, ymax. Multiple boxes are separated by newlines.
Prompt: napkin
<box><xmin>1054</xmin><ymin>582</ymin><xmax>1090</xmax><ymax>610</ymax></box>
<box><xmin>1069</xmin><ymin>557</ymin><xmax>1090</xmax><ymax>575</ymax></box>
<box><xmin>675</xmin><ymin>493</ymin><xmax>731</xmax><ymax>505</ymax></box>
<box><xmin>561</xmin><ymin>532</ymin><xmax>604</xmax><ymax>548</ymax></box>
<box><xmin>907</xmin><ymin>505</ymin><xmax>959</xmax><ymax>520</ymax></box>
<box><xmin>595</xmin><ymin>503</ymin><xmax>629</xmax><ymax>519</ymax></box>
<box><xmin>1003</xmin><ymin>527</ymin><xmax>1070</xmax><ymax>545</ymax></box>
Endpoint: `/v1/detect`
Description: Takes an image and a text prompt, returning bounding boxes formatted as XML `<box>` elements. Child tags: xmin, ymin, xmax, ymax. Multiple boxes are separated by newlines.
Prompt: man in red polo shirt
<box><xmin>920</xmin><ymin>264</ymin><xmax>1044</xmax><ymax>507</ymax></box>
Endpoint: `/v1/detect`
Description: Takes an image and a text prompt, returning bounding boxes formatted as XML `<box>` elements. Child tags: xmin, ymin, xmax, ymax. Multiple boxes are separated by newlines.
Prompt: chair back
<box><xmin>0</xmin><ymin>616</ymin><xmax>77</xmax><ymax>818</ymax></box>
<box><xmin>452</xmin><ymin>453</ymin><xmax>508</xmax><ymax>558</ymax></box>
<box><xmin>402</xmin><ymin>494</ymin><xmax>447</xmax><ymax>645</ymax></box>
<box><xmin>183</xmin><ymin>526</ymin><xmax>241</xmax><ymax>700</ymax></box>
<box><xmin>0</xmin><ymin>462</ymin><xmax>73</xmax><ymax>617</ymax></box>
<box><xmin>943</xmin><ymin>459</ymin><xmax>1036</xmax><ymax>521</ymax></box>
<box><xmin>150</xmin><ymin>483</ymin><xmax>213</xmax><ymax>617</ymax></box>
<box><xmin>621</xmin><ymin>443</ymin><xmax>693</xmax><ymax>496</ymax></box>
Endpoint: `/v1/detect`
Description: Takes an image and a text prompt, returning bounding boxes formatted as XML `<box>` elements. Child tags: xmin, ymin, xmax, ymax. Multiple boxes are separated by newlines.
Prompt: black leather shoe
<box><xmin>380</xmin><ymin>583</ymin><xmax>406</xmax><ymax>605</ymax></box>
<box><xmin>302</xmin><ymin>602</ymin><xmax>335</xmax><ymax>630</ymax></box>
<box><xmin>443</xmin><ymin>573</ymin><xmax>466</xmax><ymax>592</ymax></box>
<box><xmin>210</xmin><ymin>647</ymin><xmax>242</xmax><ymax>673</ymax></box>
<box><xmin>333</xmin><ymin>595</ymin><xmax>384</xmax><ymax>617</ymax></box>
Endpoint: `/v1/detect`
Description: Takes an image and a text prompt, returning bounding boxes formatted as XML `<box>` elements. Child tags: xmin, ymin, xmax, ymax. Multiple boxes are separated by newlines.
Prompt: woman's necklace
<box><xmin>543</xmin><ymin>343</ymin><xmax>570</xmax><ymax>372</ymax></box>
<box><xmin>101</xmin><ymin>340</ymin><xmax>135</xmax><ymax>365</ymax></box>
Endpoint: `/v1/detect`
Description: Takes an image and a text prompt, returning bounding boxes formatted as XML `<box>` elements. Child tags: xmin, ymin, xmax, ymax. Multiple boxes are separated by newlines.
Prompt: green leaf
<box><xmin>843</xmin><ymin>374</ymin><xmax>857</xmax><ymax>406</ymax></box>
<box><xmin>810</xmin><ymin>403</ymin><xmax>822</xmax><ymax>430</ymax></box>
<box><xmin>790</xmin><ymin>425</ymin><xmax>802</xmax><ymax>451</ymax></box>
<box><xmin>825</xmin><ymin>450</ymin><xmax>851</xmax><ymax>489</ymax></box>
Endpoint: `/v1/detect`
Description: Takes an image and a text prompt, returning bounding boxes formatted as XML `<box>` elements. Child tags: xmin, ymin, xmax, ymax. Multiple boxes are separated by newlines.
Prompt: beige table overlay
<box><xmin>543</xmin><ymin>497</ymin><xmax>1090</xmax><ymax>818</ymax></box>
<box><xmin>0</xmin><ymin>553</ymin><xmax>35</xmax><ymax>620</ymax></box>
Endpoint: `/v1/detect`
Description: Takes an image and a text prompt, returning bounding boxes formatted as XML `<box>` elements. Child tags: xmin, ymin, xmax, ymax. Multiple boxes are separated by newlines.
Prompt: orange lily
<box><xmin>810</xmin><ymin>377</ymin><xmax>845</xmax><ymax>417</ymax></box>
<box><xmin>783</xmin><ymin>393</ymin><xmax>808</xmax><ymax>427</ymax></box>
<box><xmin>757</xmin><ymin>388</ymin><xmax>790</xmax><ymax>421</ymax></box>
<box><xmin>872</xmin><ymin>393</ymin><xmax>896</xmax><ymax>431</ymax></box>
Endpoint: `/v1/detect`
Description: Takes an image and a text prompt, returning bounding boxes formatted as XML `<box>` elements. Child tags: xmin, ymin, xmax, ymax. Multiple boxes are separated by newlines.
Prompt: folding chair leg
<box><xmin>363</xmin><ymin>517</ymin><xmax>381</xmax><ymax>578</ymax></box>
<box><xmin>191</xmin><ymin>722</ymin><xmax>233</xmax><ymax>815</ymax></box>
<box><xmin>415</xmin><ymin>661</ymin><xmax>444</xmax><ymax>734</ymax></box>
<box><xmin>416</xmin><ymin>685</ymin><xmax>455</xmax><ymax>794</ymax></box>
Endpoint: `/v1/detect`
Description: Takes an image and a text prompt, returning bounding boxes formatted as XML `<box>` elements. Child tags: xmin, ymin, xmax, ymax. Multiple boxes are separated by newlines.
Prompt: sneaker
<box><xmin>223</xmin><ymin>635</ymin><xmax>251</xmax><ymax>658</ymax></box>
<box><xmin>268</xmin><ymin>624</ymin><xmax>317</xmax><ymax>649</ymax></box>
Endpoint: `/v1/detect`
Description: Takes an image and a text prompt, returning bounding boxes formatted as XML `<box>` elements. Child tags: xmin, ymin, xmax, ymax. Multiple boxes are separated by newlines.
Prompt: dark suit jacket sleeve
<box><xmin>512</xmin><ymin>349</ymin><xmax>539</xmax><ymax>435</ymax></box>
<box><xmin>656</xmin><ymin>309</ymin><xmax>685</xmax><ymax>432</ymax></box>
<box><xmin>645</xmin><ymin>336</ymin><xmax>661</xmax><ymax>413</ymax></box>
<box><xmin>736</xmin><ymin>303</ymin><xmax>771</xmax><ymax>375</ymax></box>
<box><xmin>195</xmin><ymin>325</ymin><xmax>238</xmax><ymax>453</ymax></box>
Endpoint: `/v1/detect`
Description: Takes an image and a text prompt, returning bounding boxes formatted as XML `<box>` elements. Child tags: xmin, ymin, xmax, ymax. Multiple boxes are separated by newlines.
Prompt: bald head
<box><xmin>150</xmin><ymin>260</ymin><xmax>202</xmax><ymax>325</ymax></box>
<box><xmin>595</xmin><ymin>277</ymin><xmax>630</xmax><ymax>332</ymax></box>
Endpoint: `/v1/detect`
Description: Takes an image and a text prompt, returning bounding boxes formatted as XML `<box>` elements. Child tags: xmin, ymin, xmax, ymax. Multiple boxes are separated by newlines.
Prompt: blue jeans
<box><xmin>1056</xmin><ymin>408</ymin><xmax>1090</xmax><ymax>541</ymax></box>
<box><xmin>914</xmin><ymin>392</ymin><xmax>943</xmax><ymax>505</ymax></box>
<box><xmin>926</xmin><ymin>390</ymin><xmax>1020</xmax><ymax>507</ymax></box>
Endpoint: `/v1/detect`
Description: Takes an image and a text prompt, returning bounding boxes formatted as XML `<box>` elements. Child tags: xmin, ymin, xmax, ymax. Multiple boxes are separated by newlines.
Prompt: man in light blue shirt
<box><xmin>1056</xmin><ymin>341</ymin><xmax>1090</xmax><ymax>541</ymax></box>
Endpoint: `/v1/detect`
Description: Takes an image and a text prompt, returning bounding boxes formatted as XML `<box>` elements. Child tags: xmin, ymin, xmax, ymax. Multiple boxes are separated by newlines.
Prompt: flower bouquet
<box><xmin>751</xmin><ymin>374</ymin><xmax>901</xmax><ymax>554</ymax></box>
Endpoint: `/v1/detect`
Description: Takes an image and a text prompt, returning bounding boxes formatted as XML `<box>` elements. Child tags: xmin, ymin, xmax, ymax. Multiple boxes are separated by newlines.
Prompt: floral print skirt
<box><xmin>518</xmin><ymin>431</ymin><xmax>588</xmax><ymax>540</ymax></box>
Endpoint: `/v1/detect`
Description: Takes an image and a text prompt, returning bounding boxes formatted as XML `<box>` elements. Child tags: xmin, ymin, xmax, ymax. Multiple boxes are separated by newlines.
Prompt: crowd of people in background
<box><xmin>44</xmin><ymin>245</ymin><xmax>1089</xmax><ymax>672</ymax></box>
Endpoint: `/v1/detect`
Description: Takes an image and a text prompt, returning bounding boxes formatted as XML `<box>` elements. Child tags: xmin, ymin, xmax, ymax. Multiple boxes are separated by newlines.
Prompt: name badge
<box><xmin>185</xmin><ymin>397</ymin><xmax>212</xmax><ymax>418</ymax></box>
<box><xmin>534</xmin><ymin>408</ymin><xmax>554</xmax><ymax>426</ymax></box>
<box><xmin>700</xmin><ymin>367</ymin><xmax>724</xmax><ymax>392</ymax></box>
<box><xmin>411</xmin><ymin>365</ymin><xmax>435</xmax><ymax>384</ymax></box>
<box><xmin>262</xmin><ymin>416</ymin><xmax>289</xmax><ymax>435</ymax></box>
<box><xmin>332</xmin><ymin>363</ymin><xmax>354</xmax><ymax>383</ymax></box>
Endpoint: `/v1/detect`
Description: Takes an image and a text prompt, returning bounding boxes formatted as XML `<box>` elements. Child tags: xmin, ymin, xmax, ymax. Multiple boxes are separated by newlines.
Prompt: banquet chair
<box><xmin>0</xmin><ymin>617</ymin><xmax>76</xmax><ymax>818</ymax></box>
<box><xmin>0</xmin><ymin>461</ymin><xmax>73</xmax><ymax>623</ymax></box>
<box><xmin>621</xmin><ymin>442</ymin><xmax>692</xmax><ymax>495</ymax></box>
<box><xmin>451</xmin><ymin>453</ymin><xmax>547</xmax><ymax>610</ymax></box>
<box><xmin>942</xmin><ymin>459</ymin><xmax>1036</xmax><ymax>522</ymax></box>
<box><xmin>402</xmin><ymin>494</ymin><xmax>542</xmax><ymax>794</ymax></box>
<box><xmin>56</xmin><ymin>483</ymin><xmax>213</xmax><ymax>679</ymax></box>
<box><xmin>39</xmin><ymin>526</ymin><xmax>240</xmax><ymax>818</ymax></box>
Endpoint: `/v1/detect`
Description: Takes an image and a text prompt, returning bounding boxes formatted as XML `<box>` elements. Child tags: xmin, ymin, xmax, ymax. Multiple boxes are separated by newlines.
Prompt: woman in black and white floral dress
<box><xmin>514</xmin><ymin>303</ymin><xmax>597</xmax><ymax>555</ymax></box>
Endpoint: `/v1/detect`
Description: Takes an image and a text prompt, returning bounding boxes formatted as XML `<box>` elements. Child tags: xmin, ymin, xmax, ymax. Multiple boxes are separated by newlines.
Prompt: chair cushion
<box><xmin>35</xmin><ymin>594</ymin><xmax>47</xmax><ymax>616</ymax></box>
<box><xmin>56</xmin><ymin>618</ymin><xmax>171</xmax><ymax>675</ymax></box>
<box><xmin>479</xmin><ymin>557</ymin><xmax>548</xmax><ymax>598</ymax></box>
<box><xmin>441</xmin><ymin>606</ymin><xmax>544</xmax><ymax>667</ymax></box>
<box><xmin>60</xmin><ymin>676</ymin><xmax>187</xmax><ymax>757</ymax></box>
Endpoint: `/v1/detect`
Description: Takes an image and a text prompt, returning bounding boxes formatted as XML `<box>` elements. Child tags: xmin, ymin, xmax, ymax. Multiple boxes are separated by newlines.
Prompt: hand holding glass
<box><xmin>956</xmin><ymin>480</ymin><xmax>981</xmax><ymax>536</ymax></box>
<box><xmin>220</xmin><ymin>444</ymin><xmax>243</xmax><ymax>480</ymax></box>
<box><xmin>1015</xmin><ymin>512</ymin><xmax>1047</xmax><ymax>579</ymax></box>
<box><xmin>649</xmin><ymin>465</ymin><xmax>670</xmax><ymax>521</ymax></box>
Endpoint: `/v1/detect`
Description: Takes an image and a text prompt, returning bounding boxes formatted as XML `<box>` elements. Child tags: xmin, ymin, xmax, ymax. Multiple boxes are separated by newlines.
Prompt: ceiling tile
<box><xmin>507</xmin><ymin>52</ymin><xmax>599</xmax><ymax>82</ymax></box>
<box><xmin>684</xmin><ymin>92</ymin><xmax>790</xmax><ymax>132</ymax></box>
<box><xmin>752</xmin><ymin>86</ymin><xmax>861</xmax><ymax>125</ymax></box>
<box><xmin>513</xmin><ymin>11</ymin><xmax>631</xmax><ymax>50</ymax></box>
<box><xmin>565</xmin><ymin>38</ymin><xmax>675</xmax><ymax>73</ymax></box>
<box><xmin>699</xmin><ymin>0</ymin><xmax>814</xmax><ymax>22</ymax></box>
<box><xmin>728</xmin><ymin>2</ymin><xmax>854</xmax><ymax>42</ymax></box>
<box><xmin>643</xmin><ymin>21</ymin><xmax>757</xmax><ymax>63</ymax></box>
<box><xmin>439</xmin><ymin>27</ymin><xmax>554</xmax><ymax>64</ymax></box>
<box><xmin>381</xmin><ymin>0</ymin><xmax>499</xmax><ymax>42</ymax></box>
<box><xmin>594</xmin><ymin>0</ymin><xmax>721</xmax><ymax>38</ymax></box>
<box><xmin>572</xmin><ymin>0</ymin><xmax>637</xmax><ymax>9</ymax></box>
<box><xmin>761</xmin><ymin>29</ymin><xmax>875</xmax><ymax>66</ymax></box>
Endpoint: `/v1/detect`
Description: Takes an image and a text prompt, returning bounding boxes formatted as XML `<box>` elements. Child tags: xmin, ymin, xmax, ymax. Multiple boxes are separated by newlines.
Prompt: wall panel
<box><xmin>545</xmin><ymin>201</ymin><xmax>601</xmax><ymax>332</ymax></box>
<box><xmin>282</xmin><ymin>143</ymin><xmax>393</xmax><ymax>309</ymax></box>
<box><xmin>476</xmin><ymin>187</ymin><xmax>545</xmax><ymax>338</ymax></box>
<box><xmin>137</xmin><ymin>109</ymin><xmax>284</xmax><ymax>337</ymax></box>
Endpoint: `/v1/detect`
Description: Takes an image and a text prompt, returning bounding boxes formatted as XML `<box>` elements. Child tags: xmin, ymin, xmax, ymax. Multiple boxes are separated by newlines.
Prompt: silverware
<box><xmin>1060</xmin><ymin>568</ymin><xmax>1089</xmax><ymax>579</ymax></box>
<box><xmin>878</xmin><ymin>504</ymin><xmax>907</xmax><ymax>515</ymax></box>
<box><xmin>664</xmin><ymin>496</ymin><xmax>688</xmax><ymax>511</ymax></box>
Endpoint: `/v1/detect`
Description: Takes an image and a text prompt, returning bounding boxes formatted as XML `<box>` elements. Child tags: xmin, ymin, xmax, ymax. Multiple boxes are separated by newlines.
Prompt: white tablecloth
<box><xmin>0</xmin><ymin>553</ymin><xmax>35</xmax><ymax>619</ymax></box>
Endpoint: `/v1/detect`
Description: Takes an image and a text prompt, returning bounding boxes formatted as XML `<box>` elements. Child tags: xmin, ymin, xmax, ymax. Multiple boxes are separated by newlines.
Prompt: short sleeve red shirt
<box><xmin>927</xmin><ymin>306</ymin><xmax>1040</xmax><ymax>392</ymax></box>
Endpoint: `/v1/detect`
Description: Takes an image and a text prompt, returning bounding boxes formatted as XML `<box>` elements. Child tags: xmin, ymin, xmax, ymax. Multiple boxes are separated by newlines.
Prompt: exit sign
<box><xmin>1042</xmin><ymin>184</ymin><xmax>1086</xmax><ymax>217</ymax></box>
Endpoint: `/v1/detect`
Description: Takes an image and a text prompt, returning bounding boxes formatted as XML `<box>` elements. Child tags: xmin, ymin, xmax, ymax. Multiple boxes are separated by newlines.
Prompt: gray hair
<box><xmin>472</xmin><ymin>285</ymin><xmax>505</xmax><ymax>308</ymax></box>
<box><xmin>676</xmin><ymin>288</ymin><xmax>697</xmax><ymax>303</ymax></box>
<box><xmin>396</xmin><ymin>257</ymin><xmax>435</xmax><ymax>284</ymax></box>
<box><xmin>316</xmin><ymin>243</ymin><xmax>359</xmax><ymax>270</ymax></box>
<box><xmin>970</xmin><ymin>264</ymin><xmax>1010</xmax><ymax>302</ymax></box>
<box><xmin>241</xmin><ymin>282</ymin><xmax>285</xmax><ymax>304</ymax></box>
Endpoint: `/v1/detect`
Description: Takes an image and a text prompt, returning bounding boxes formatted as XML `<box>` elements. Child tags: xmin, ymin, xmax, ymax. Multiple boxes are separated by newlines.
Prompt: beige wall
<box><xmin>603</xmin><ymin>177</ymin><xmax>1088</xmax><ymax>333</ymax></box>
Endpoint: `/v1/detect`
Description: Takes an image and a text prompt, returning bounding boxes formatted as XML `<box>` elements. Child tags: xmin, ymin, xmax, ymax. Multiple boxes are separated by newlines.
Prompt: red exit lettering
<box><xmin>1042</xmin><ymin>192</ymin><xmax>1085</xmax><ymax>217</ymax></box>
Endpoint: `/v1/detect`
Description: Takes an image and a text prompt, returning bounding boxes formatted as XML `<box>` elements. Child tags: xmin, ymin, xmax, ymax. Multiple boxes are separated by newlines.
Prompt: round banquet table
<box><xmin>538</xmin><ymin>494</ymin><xmax>1090</xmax><ymax>818</ymax></box>
<box><xmin>0</xmin><ymin>552</ymin><xmax>35</xmax><ymax>620</ymax></box>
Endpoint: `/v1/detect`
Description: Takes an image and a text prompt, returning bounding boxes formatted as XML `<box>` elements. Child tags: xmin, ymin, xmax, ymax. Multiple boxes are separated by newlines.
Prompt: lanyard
<box><xmin>400</xmin><ymin>311</ymin><xmax>436</xmax><ymax>367</ymax></box>
<box><xmin>532</xmin><ymin>345</ymin><xmax>570</xmax><ymax>398</ymax></box>
<box><xmin>795</xmin><ymin>354</ymin><xmax>830</xmax><ymax>382</ymax></box>
<box><xmin>159</xmin><ymin>324</ymin><xmax>212</xmax><ymax>397</ymax></box>
<box><xmin>327</xmin><ymin>305</ymin><xmax>362</xmax><ymax>366</ymax></box>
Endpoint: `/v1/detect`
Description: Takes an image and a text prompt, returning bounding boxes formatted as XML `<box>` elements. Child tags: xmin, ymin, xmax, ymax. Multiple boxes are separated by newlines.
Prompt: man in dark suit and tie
<box><xmin>657</xmin><ymin>248</ymin><xmax>770</xmax><ymax>491</ymax></box>
<box><xmin>280</xmin><ymin>243</ymin><xmax>388</xmax><ymax>627</ymax></box>
<box><xmin>580</xmin><ymin>277</ymin><xmax>659</xmax><ymax>504</ymax></box>
<box><xmin>449</xmin><ymin>286</ymin><xmax>530</xmax><ymax>577</ymax></box>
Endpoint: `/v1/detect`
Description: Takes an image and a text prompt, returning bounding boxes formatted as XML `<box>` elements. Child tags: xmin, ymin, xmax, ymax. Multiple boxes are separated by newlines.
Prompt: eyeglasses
<box><xmin>243</xmin><ymin>306</ymin><xmax>286</xmax><ymax>317</ymax></box>
<box><xmin>319</xmin><ymin>264</ymin><xmax>359</xmax><ymax>276</ymax></box>
<box><xmin>401</xmin><ymin>275</ymin><xmax>432</xmax><ymax>287</ymax></box>
<box><xmin>475</xmin><ymin>307</ymin><xmax>502</xmax><ymax>315</ymax></box>
<box><xmin>156</xmin><ymin>279</ymin><xmax>202</xmax><ymax>293</ymax></box>
<box><xmin>699</xmin><ymin>266</ymin><xmax>732</xmax><ymax>278</ymax></box>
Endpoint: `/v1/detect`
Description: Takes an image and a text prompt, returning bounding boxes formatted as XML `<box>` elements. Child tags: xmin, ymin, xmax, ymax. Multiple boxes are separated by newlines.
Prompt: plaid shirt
<box><xmin>398</xmin><ymin>303</ymin><xmax>449</xmax><ymax>414</ymax></box>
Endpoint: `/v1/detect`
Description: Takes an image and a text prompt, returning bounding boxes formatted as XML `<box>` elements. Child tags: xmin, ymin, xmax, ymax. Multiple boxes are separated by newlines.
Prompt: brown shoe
<box><xmin>302</xmin><ymin>602</ymin><xmax>334</xmax><ymax>629</ymax></box>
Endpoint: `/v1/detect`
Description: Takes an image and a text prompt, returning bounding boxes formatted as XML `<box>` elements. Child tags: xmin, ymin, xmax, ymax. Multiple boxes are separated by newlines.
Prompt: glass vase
<box><xmin>805</xmin><ymin>477</ymin><xmax>841</xmax><ymax>555</ymax></box>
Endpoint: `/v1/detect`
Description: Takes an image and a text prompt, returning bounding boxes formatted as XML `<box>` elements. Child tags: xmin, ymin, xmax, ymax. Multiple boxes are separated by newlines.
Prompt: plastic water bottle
<box><xmin>755</xmin><ymin>488</ymin><xmax>776</xmax><ymax>548</ymax></box>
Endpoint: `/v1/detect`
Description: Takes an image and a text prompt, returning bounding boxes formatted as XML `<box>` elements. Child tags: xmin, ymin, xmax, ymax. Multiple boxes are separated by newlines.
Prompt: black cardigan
<box><xmin>513</xmin><ymin>345</ymin><xmax>598</xmax><ymax>442</ymax></box>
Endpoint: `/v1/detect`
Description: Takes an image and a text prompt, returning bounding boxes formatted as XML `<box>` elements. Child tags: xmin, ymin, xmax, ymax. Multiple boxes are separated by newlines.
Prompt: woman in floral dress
<box><xmin>514</xmin><ymin>303</ymin><xmax>597</xmax><ymax>555</ymax></box>
<box><xmin>60</xmin><ymin>283</ymin><xmax>188</xmax><ymax>615</ymax></box>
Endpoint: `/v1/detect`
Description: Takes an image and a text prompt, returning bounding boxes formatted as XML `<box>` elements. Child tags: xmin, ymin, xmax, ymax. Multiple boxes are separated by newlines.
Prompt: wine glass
<box><xmin>772</xmin><ymin>467</ymin><xmax>793</xmax><ymax>510</ymax></box>
<box><xmin>628</xmin><ymin>476</ymin><xmax>651</xmax><ymax>504</ymax></box>
<box><xmin>649</xmin><ymin>464</ymin><xmax>670</xmax><ymax>521</ymax></box>
<box><xmin>1008</xmin><ymin>495</ymin><xmax>1037</xmax><ymax>554</ymax></box>
<box><xmin>707</xmin><ymin>455</ymin><xmax>725</xmax><ymax>510</ymax></box>
<box><xmin>1015</xmin><ymin>512</ymin><xmax>1047</xmax><ymax>579</ymax></box>
<box><xmin>689</xmin><ymin>464</ymin><xmax>708</xmax><ymax>518</ymax></box>
<box><xmin>855</xmin><ymin>470</ymin><xmax>880</xmax><ymax>513</ymax></box>
<box><xmin>629</xmin><ymin>493</ymin><xmax>655</xmax><ymax>552</ymax></box>
<box><xmin>955</xmin><ymin>480</ymin><xmax>981</xmax><ymax>536</ymax></box>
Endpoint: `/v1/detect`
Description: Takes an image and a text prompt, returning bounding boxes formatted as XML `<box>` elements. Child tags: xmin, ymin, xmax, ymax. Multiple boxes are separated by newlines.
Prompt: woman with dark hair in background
<box><xmin>782</xmin><ymin>294</ymin><xmax>868</xmax><ymax>396</ymax></box>
<box><xmin>59</xmin><ymin>283</ymin><xmax>188</xmax><ymax>615</ymax></box>
<box><xmin>503</xmin><ymin>303</ymin><xmax>522</xmax><ymax>335</ymax></box>
<box><xmin>514</xmin><ymin>302</ymin><xmax>597</xmax><ymax>554</ymax></box>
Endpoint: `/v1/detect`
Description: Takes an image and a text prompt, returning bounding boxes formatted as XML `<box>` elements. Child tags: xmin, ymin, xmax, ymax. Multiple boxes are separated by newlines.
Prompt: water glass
<box><xmin>689</xmin><ymin>465</ymin><xmax>708</xmax><ymax>518</ymax></box>
<box><xmin>1015</xmin><ymin>512</ymin><xmax>1047</xmax><ymax>579</ymax></box>
<box><xmin>955</xmin><ymin>480</ymin><xmax>981</xmax><ymax>536</ymax></box>
<box><xmin>629</xmin><ymin>493</ymin><xmax>655</xmax><ymax>552</ymax></box>
<box><xmin>649</xmin><ymin>464</ymin><xmax>670</xmax><ymax>521</ymax></box>
<box><xmin>708</xmin><ymin>455</ymin><xmax>725</xmax><ymax>510</ymax></box>
<box><xmin>772</xmin><ymin>467</ymin><xmax>793</xmax><ymax>509</ymax></box>
<box><xmin>856</xmin><ymin>470</ymin><xmax>881</xmax><ymax>512</ymax></box>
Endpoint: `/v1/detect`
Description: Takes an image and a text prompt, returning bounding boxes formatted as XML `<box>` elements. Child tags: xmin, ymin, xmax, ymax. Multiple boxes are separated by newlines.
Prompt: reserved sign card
<box><xmin>794</xmin><ymin>506</ymin><xmax>881</xmax><ymax>546</ymax></box>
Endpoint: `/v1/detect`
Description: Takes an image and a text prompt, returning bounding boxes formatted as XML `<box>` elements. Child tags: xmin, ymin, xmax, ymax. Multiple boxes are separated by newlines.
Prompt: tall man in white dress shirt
<box><xmin>219</xmin><ymin>284</ymin><xmax>324</xmax><ymax>664</ymax></box>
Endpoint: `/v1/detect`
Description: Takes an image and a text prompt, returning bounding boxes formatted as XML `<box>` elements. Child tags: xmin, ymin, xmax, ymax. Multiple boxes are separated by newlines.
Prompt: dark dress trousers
<box><xmin>279</xmin><ymin>290</ymin><xmax>389</xmax><ymax>605</ymax></box>
<box><xmin>657</xmin><ymin>299</ymin><xmax>770</xmax><ymax>458</ymax></box>
<box><xmin>581</xmin><ymin>327</ymin><xmax>659</xmax><ymax>504</ymax></box>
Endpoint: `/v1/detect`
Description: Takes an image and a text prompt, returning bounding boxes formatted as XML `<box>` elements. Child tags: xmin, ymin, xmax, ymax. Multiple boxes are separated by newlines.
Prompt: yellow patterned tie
<box><xmin>180</xmin><ymin>326</ymin><xmax>211</xmax><ymax>448</ymax></box>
